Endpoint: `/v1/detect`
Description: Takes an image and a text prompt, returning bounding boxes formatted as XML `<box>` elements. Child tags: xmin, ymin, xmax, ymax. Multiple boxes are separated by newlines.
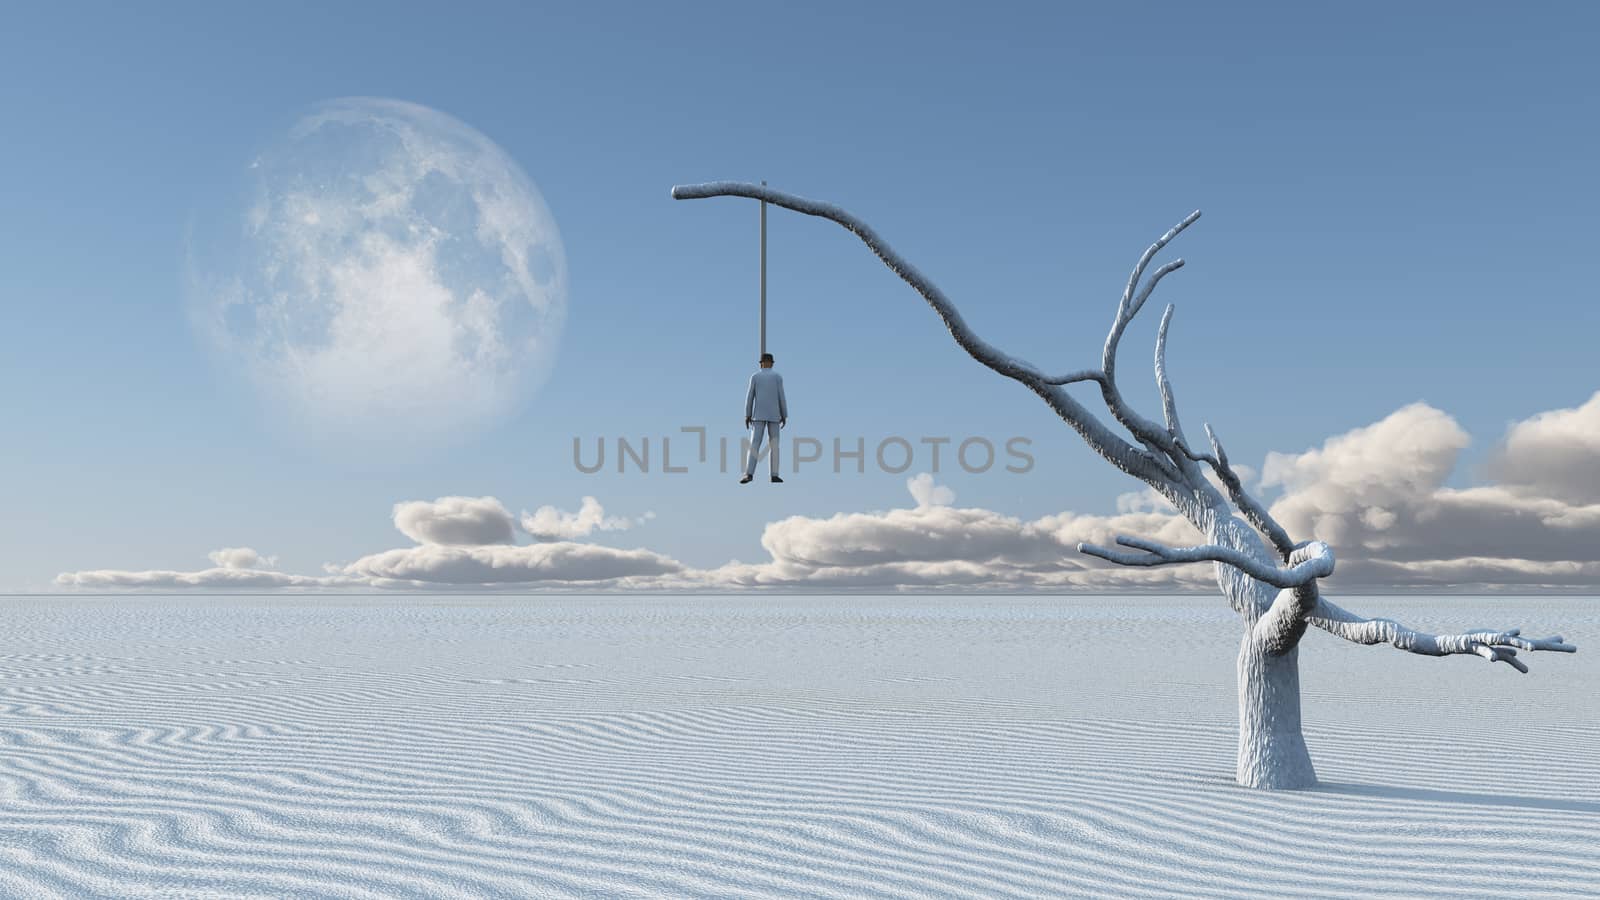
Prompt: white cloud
<box><xmin>53</xmin><ymin>394</ymin><xmax>1600</xmax><ymax>593</ymax></box>
<box><xmin>55</xmin><ymin>569</ymin><xmax>344</xmax><ymax>590</ymax></box>
<box><xmin>906</xmin><ymin>473</ymin><xmax>956</xmax><ymax>508</ymax></box>
<box><xmin>1260</xmin><ymin>402</ymin><xmax>1469</xmax><ymax>550</ymax></box>
<box><xmin>1260</xmin><ymin>400</ymin><xmax>1600</xmax><ymax>589</ymax></box>
<box><xmin>392</xmin><ymin>496</ymin><xmax>515</xmax><ymax>546</ymax></box>
<box><xmin>336</xmin><ymin>542</ymin><xmax>680</xmax><ymax>588</ymax></box>
<box><xmin>1486</xmin><ymin>390</ymin><xmax>1600</xmax><ymax>504</ymax></box>
<box><xmin>519</xmin><ymin>496</ymin><xmax>651</xmax><ymax>541</ymax></box>
<box><xmin>56</xmin><ymin>550</ymin><xmax>346</xmax><ymax>590</ymax></box>
<box><xmin>1115</xmin><ymin>487</ymin><xmax>1172</xmax><ymax>514</ymax></box>
<box><xmin>207</xmin><ymin>547</ymin><xmax>277</xmax><ymax>570</ymax></box>
<box><xmin>693</xmin><ymin>475</ymin><xmax>1208</xmax><ymax>591</ymax></box>
<box><xmin>57</xmin><ymin>493</ymin><xmax>671</xmax><ymax>592</ymax></box>
<box><xmin>713</xmin><ymin>400</ymin><xmax>1600</xmax><ymax>590</ymax></box>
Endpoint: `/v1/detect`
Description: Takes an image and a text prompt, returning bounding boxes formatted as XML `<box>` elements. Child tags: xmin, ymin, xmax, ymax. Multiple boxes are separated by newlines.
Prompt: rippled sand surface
<box><xmin>1</xmin><ymin>594</ymin><xmax>1595</xmax><ymax>898</ymax></box>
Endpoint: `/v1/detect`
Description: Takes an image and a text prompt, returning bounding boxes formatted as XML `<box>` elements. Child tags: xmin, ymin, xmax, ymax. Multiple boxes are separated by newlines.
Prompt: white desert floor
<box><xmin>0</xmin><ymin>594</ymin><xmax>1596</xmax><ymax>899</ymax></box>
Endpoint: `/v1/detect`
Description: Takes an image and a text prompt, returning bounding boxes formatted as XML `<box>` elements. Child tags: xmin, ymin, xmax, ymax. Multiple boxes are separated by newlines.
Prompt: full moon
<box><xmin>186</xmin><ymin>97</ymin><xmax>566</xmax><ymax>451</ymax></box>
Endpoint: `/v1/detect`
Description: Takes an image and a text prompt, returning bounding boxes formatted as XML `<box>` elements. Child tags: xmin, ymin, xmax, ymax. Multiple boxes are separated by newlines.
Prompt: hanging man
<box><xmin>740</xmin><ymin>352</ymin><xmax>788</xmax><ymax>484</ymax></box>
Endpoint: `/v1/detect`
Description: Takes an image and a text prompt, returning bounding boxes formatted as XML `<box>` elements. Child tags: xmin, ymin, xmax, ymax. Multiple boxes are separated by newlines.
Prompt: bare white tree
<box><xmin>673</xmin><ymin>181</ymin><xmax>1579</xmax><ymax>789</ymax></box>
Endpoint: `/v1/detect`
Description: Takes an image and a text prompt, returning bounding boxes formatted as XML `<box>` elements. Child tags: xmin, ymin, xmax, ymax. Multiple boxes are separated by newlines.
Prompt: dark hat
<box><xmin>759</xmin><ymin>352</ymin><xmax>775</xmax><ymax>363</ymax></box>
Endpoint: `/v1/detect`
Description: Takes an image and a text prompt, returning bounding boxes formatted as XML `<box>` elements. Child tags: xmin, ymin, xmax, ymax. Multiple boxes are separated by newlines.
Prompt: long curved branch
<box><xmin>672</xmin><ymin>181</ymin><xmax>1181</xmax><ymax>490</ymax></box>
<box><xmin>1077</xmin><ymin>535</ymin><xmax>1334</xmax><ymax>589</ymax></box>
<box><xmin>1309</xmin><ymin>594</ymin><xmax>1577</xmax><ymax>673</ymax></box>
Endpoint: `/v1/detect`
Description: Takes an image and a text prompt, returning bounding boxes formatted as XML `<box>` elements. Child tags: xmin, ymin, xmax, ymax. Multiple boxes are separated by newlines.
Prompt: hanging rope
<box><xmin>759</xmin><ymin>179</ymin><xmax>767</xmax><ymax>356</ymax></box>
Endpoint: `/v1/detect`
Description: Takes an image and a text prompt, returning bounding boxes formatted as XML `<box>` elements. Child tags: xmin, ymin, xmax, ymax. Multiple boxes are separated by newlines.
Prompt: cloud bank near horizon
<box><xmin>55</xmin><ymin>394</ymin><xmax>1600</xmax><ymax>594</ymax></box>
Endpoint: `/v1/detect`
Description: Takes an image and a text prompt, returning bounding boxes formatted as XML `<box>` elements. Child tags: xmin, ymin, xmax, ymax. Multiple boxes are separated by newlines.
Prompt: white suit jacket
<box><xmin>745</xmin><ymin>369</ymin><xmax>787</xmax><ymax>422</ymax></box>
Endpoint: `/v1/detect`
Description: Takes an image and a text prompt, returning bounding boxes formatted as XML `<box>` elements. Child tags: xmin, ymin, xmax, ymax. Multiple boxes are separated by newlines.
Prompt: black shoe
<box><xmin>739</xmin><ymin>474</ymin><xmax>753</xmax><ymax>484</ymax></box>
<box><xmin>771</xmin><ymin>475</ymin><xmax>784</xmax><ymax>483</ymax></box>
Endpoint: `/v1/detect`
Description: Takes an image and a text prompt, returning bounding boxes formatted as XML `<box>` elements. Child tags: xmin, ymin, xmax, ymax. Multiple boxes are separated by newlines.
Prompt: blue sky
<box><xmin>3</xmin><ymin>2</ymin><xmax>1597</xmax><ymax>592</ymax></box>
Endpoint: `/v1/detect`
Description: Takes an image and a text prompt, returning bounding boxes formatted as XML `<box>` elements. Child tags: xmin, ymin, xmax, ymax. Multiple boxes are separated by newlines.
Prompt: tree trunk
<box><xmin>1202</xmin><ymin>510</ymin><xmax>1319</xmax><ymax>789</ymax></box>
<box><xmin>1235</xmin><ymin>636</ymin><xmax>1317</xmax><ymax>789</ymax></box>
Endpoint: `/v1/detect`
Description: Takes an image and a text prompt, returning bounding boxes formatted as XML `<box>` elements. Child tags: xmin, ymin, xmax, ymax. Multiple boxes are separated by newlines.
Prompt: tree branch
<box><xmin>1251</xmin><ymin>543</ymin><xmax>1340</xmax><ymax>654</ymax></box>
<box><xmin>1077</xmin><ymin>536</ymin><xmax>1334</xmax><ymax>589</ymax></box>
<box><xmin>1153</xmin><ymin>304</ymin><xmax>1186</xmax><ymax>444</ymax></box>
<box><xmin>1179</xmin><ymin>423</ymin><xmax>1299</xmax><ymax>560</ymax></box>
<box><xmin>672</xmin><ymin>180</ymin><xmax>1183</xmax><ymax>490</ymax></box>
<box><xmin>1097</xmin><ymin>214</ymin><xmax>1203</xmax><ymax>474</ymax></box>
<box><xmin>1041</xmin><ymin>369</ymin><xmax>1105</xmax><ymax>386</ymax></box>
<box><xmin>1308</xmin><ymin>594</ymin><xmax>1577</xmax><ymax>673</ymax></box>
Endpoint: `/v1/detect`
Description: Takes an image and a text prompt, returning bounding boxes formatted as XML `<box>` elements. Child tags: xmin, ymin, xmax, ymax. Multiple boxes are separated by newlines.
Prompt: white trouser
<box><xmin>744</xmin><ymin>420</ymin><xmax>781</xmax><ymax>477</ymax></box>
